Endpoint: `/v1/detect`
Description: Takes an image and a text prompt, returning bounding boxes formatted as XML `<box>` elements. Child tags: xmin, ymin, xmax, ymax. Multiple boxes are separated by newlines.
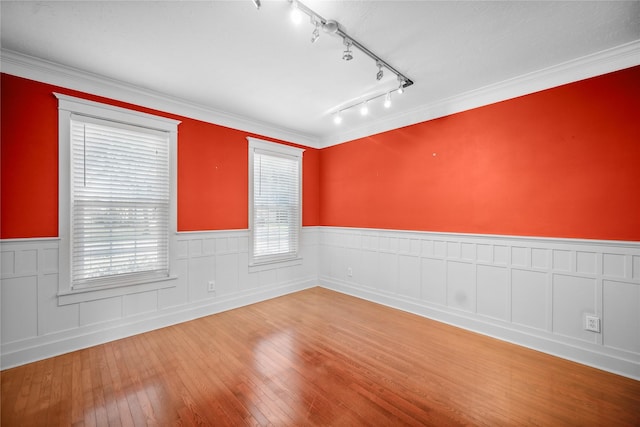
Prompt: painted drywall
<box><xmin>319</xmin><ymin>66</ymin><xmax>640</xmax><ymax>241</ymax></box>
<box><xmin>0</xmin><ymin>74</ymin><xmax>320</xmax><ymax>238</ymax></box>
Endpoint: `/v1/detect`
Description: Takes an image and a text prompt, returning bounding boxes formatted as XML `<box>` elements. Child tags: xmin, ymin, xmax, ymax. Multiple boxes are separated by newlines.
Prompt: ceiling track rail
<box><xmin>290</xmin><ymin>0</ymin><xmax>414</xmax><ymax>90</ymax></box>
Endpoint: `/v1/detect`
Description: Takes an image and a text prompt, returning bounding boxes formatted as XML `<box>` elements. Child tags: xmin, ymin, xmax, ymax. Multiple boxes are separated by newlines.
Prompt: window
<box><xmin>248</xmin><ymin>137</ymin><xmax>304</xmax><ymax>268</ymax></box>
<box><xmin>56</xmin><ymin>93</ymin><xmax>180</xmax><ymax>304</ymax></box>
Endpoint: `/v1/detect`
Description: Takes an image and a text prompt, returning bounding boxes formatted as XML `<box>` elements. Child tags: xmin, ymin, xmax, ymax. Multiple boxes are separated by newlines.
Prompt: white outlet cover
<box><xmin>585</xmin><ymin>315</ymin><xmax>601</xmax><ymax>333</ymax></box>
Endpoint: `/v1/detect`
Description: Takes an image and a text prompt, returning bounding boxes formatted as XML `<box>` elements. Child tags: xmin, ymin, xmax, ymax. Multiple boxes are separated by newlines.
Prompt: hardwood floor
<box><xmin>2</xmin><ymin>287</ymin><xmax>639</xmax><ymax>426</ymax></box>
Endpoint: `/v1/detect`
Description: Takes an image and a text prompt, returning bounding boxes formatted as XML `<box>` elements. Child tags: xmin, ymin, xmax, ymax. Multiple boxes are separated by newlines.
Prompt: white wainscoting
<box><xmin>0</xmin><ymin>228</ymin><xmax>319</xmax><ymax>369</ymax></box>
<box><xmin>318</xmin><ymin>227</ymin><xmax>640</xmax><ymax>380</ymax></box>
<box><xmin>3</xmin><ymin>225</ymin><xmax>639</xmax><ymax>380</ymax></box>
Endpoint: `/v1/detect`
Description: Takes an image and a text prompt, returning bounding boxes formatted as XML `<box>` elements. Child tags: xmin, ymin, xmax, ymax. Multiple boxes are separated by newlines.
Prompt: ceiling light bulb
<box><xmin>360</xmin><ymin>102</ymin><xmax>369</xmax><ymax>116</ymax></box>
<box><xmin>384</xmin><ymin>93</ymin><xmax>391</xmax><ymax>108</ymax></box>
<box><xmin>334</xmin><ymin>113</ymin><xmax>342</xmax><ymax>124</ymax></box>
<box><xmin>376</xmin><ymin>62</ymin><xmax>384</xmax><ymax>81</ymax></box>
<box><xmin>290</xmin><ymin>3</ymin><xmax>303</xmax><ymax>25</ymax></box>
<box><xmin>342</xmin><ymin>39</ymin><xmax>353</xmax><ymax>61</ymax></box>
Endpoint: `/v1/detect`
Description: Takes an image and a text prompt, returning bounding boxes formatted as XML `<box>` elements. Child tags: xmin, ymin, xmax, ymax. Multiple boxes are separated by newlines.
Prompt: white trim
<box><xmin>248</xmin><ymin>257</ymin><xmax>303</xmax><ymax>273</ymax></box>
<box><xmin>57</xmin><ymin>276</ymin><xmax>178</xmax><ymax>306</ymax></box>
<box><xmin>2</xmin><ymin>41</ymin><xmax>638</xmax><ymax>149</ymax></box>
<box><xmin>246</xmin><ymin>137</ymin><xmax>306</xmax><ymax>157</ymax></box>
<box><xmin>320</xmin><ymin>226</ymin><xmax>640</xmax><ymax>249</ymax></box>
<box><xmin>55</xmin><ymin>92</ymin><xmax>180</xmax><ymax>130</ymax></box>
<box><xmin>0</xmin><ymin>237</ymin><xmax>61</xmax><ymax>244</ymax></box>
<box><xmin>247</xmin><ymin>137</ymin><xmax>305</xmax><ymax>267</ymax></box>
<box><xmin>57</xmin><ymin>93</ymin><xmax>180</xmax><ymax>303</ymax></box>
<box><xmin>319</xmin><ymin>40</ymin><xmax>640</xmax><ymax>147</ymax></box>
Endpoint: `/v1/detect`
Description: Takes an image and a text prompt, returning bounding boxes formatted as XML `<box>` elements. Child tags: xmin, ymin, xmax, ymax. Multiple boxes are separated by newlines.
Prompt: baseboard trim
<box><xmin>319</xmin><ymin>278</ymin><xmax>640</xmax><ymax>381</ymax></box>
<box><xmin>1</xmin><ymin>279</ymin><xmax>317</xmax><ymax>370</ymax></box>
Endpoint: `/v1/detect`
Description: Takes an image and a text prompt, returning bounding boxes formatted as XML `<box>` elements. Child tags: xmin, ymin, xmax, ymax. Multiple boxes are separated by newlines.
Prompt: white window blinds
<box><xmin>70</xmin><ymin>115</ymin><xmax>170</xmax><ymax>287</ymax></box>
<box><xmin>249</xmin><ymin>139</ymin><xmax>303</xmax><ymax>265</ymax></box>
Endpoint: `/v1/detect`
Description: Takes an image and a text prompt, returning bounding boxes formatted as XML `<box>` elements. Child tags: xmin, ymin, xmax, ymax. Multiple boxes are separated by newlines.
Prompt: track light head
<box><xmin>397</xmin><ymin>76</ymin><xmax>406</xmax><ymax>94</ymax></box>
<box><xmin>376</xmin><ymin>62</ymin><xmax>384</xmax><ymax>81</ymax></box>
<box><xmin>311</xmin><ymin>21</ymin><xmax>320</xmax><ymax>43</ymax></box>
<box><xmin>252</xmin><ymin>0</ymin><xmax>261</xmax><ymax>9</ymax></box>
<box><xmin>342</xmin><ymin>39</ymin><xmax>353</xmax><ymax>61</ymax></box>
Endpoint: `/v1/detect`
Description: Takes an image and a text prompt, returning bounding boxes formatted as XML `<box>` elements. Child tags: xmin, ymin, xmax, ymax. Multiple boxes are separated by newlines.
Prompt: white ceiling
<box><xmin>2</xmin><ymin>1</ymin><xmax>639</xmax><ymax>147</ymax></box>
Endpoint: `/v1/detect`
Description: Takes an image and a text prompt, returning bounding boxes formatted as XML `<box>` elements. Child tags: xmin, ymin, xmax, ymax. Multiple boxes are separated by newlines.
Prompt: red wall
<box><xmin>2</xmin><ymin>68</ymin><xmax>639</xmax><ymax>241</ymax></box>
<box><xmin>0</xmin><ymin>74</ymin><xmax>320</xmax><ymax>238</ymax></box>
<box><xmin>319</xmin><ymin>66</ymin><xmax>640</xmax><ymax>241</ymax></box>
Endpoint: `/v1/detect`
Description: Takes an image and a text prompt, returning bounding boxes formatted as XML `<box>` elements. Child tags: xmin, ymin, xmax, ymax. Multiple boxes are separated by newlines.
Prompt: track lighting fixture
<box><xmin>272</xmin><ymin>0</ymin><xmax>414</xmax><ymax>125</ymax></box>
<box><xmin>251</xmin><ymin>0</ymin><xmax>261</xmax><ymax>10</ymax></box>
<box><xmin>342</xmin><ymin>39</ymin><xmax>353</xmax><ymax>61</ymax></box>
<box><xmin>311</xmin><ymin>20</ymin><xmax>320</xmax><ymax>43</ymax></box>
<box><xmin>332</xmin><ymin>89</ymin><xmax>396</xmax><ymax>125</ymax></box>
<box><xmin>397</xmin><ymin>76</ymin><xmax>406</xmax><ymax>94</ymax></box>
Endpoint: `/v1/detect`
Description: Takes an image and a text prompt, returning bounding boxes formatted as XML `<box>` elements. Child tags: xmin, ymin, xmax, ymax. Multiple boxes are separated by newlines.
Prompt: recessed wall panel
<box><xmin>16</xmin><ymin>249</ymin><xmax>37</xmax><ymax>275</ymax></box>
<box><xmin>447</xmin><ymin>261</ymin><xmax>475</xmax><ymax>313</ymax></box>
<box><xmin>38</xmin><ymin>274</ymin><xmax>79</xmax><ymax>335</ymax></box>
<box><xmin>2</xmin><ymin>277</ymin><xmax>38</xmax><ymax>342</ymax></box>
<box><xmin>421</xmin><ymin>258</ymin><xmax>446</xmax><ymax>305</ymax></box>
<box><xmin>378</xmin><ymin>252</ymin><xmax>398</xmax><ymax>293</ymax></box>
<box><xmin>79</xmin><ymin>296</ymin><xmax>122</xmax><ymax>326</ymax></box>
<box><xmin>216</xmin><ymin>253</ymin><xmax>239</xmax><ymax>295</ymax></box>
<box><xmin>398</xmin><ymin>255</ymin><xmax>420</xmax><ymax>299</ymax></box>
<box><xmin>124</xmin><ymin>291</ymin><xmax>158</xmax><ymax>317</ymax></box>
<box><xmin>603</xmin><ymin>280</ymin><xmax>640</xmax><ymax>353</ymax></box>
<box><xmin>531</xmin><ymin>248</ymin><xmax>548</xmax><ymax>269</ymax></box>
<box><xmin>576</xmin><ymin>251</ymin><xmax>597</xmax><ymax>275</ymax></box>
<box><xmin>552</xmin><ymin>274</ymin><xmax>596</xmax><ymax>341</ymax></box>
<box><xmin>477</xmin><ymin>244</ymin><xmax>493</xmax><ymax>263</ymax></box>
<box><xmin>603</xmin><ymin>253</ymin><xmax>625</xmax><ymax>278</ymax></box>
<box><xmin>512</xmin><ymin>269</ymin><xmax>547</xmax><ymax>330</ymax></box>
<box><xmin>553</xmin><ymin>250</ymin><xmax>572</xmax><ymax>272</ymax></box>
<box><xmin>477</xmin><ymin>265</ymin><xmax>508</xmax><ymax>321</ymax></box>
<box><xmin>512</xmin><ymin>247</ymin><xmax>529</xmax><ymax>267</ymax></box>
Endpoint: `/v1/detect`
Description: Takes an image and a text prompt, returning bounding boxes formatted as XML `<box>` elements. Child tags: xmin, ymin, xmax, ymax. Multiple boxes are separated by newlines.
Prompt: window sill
<box><xmin>249</xmin><ymin>257</ymin><xmax>303</xmax><ymax>273</ymax></box>
<box><xmin>58</xmin><ymin>275</ymin><xmax>178</xmax><ymax>306</ymax></box>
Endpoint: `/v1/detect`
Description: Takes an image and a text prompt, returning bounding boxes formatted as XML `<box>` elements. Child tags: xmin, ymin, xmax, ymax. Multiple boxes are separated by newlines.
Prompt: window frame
<box><xmin>247</xmin><ymin>137</ymin><xmax>304</xmax><ymax>271</ymax></box>
<box><xmin>56</xmin><ymin>93</ymin><xmax>180</xmax><ymax>305</ymax></box>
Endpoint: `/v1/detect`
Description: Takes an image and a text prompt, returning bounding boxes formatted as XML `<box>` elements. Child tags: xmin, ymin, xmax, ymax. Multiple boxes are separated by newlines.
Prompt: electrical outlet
<box><xmin>208</xmin><ymin>280</ymin><xmax>216</xmax><ymax>293</ymax></box>
<box><xmin>585</xmin><ymin>315</ymin><xmax>601</xmax><ymax>333</ymax></box>
<box><xmin>347</xmin><ymin>267</ymin><xmax>353</xmax><ymax>277</ymax></box>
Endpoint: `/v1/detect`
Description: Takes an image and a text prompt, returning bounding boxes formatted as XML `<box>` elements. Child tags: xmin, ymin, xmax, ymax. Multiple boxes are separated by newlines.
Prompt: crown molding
<box><xmin>0</xmin><ymin>49</ymin><xmax>321</xmax><ymax>148</ymax></box>
<box><xmin>319</xmin><ymin>39</ymin><xmax>640</xmax><ymax>148</ymax></box>
<box><xmin>2</xmin><ymin>40</ymin><xmax>638</xmax><ymax>150</ymax></box>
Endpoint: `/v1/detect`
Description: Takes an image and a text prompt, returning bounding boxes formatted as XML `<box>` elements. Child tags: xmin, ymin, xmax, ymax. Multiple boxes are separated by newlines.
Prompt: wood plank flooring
<box><xmin>2</xmin><ymin>287</ymin><xmax>639</xmax><ymax>426</ymax></box>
